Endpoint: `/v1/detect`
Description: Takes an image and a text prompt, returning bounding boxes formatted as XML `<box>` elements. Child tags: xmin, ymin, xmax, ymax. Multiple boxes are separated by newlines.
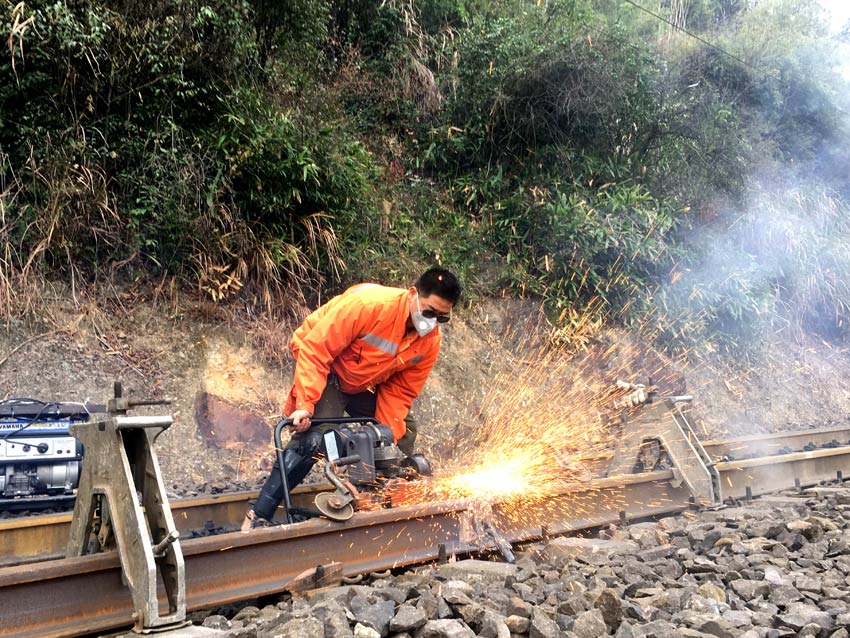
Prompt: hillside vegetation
<box><xmin>2</xmin><ymin>0</ymin><xmax>850</xmax><ymax>357</ymax></box>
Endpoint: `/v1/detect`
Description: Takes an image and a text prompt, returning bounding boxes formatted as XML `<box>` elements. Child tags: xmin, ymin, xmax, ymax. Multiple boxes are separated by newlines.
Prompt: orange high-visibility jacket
<box><xmin>284</xmin><ymin>283</ymin><xmax>442</xmax><ymax>441</ymax></box>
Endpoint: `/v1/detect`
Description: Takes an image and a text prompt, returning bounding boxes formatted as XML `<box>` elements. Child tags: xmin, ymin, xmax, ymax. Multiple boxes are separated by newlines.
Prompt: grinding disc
<box><xmin>315</xmin><ymin>492</ymin><xmax>355</xmax><ymax>521</ymax></box>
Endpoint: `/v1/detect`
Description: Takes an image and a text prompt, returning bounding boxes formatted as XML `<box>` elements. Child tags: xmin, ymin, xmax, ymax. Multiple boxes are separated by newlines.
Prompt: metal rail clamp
<box><xmin>65</xmin><ymin>382</ymin><xmax>187</xmax><ymax>633</ymax></box>
<box><xmin>606</xmin><ymin>396</ymin><xmax>721</xmax><ymax>507</ymax></box>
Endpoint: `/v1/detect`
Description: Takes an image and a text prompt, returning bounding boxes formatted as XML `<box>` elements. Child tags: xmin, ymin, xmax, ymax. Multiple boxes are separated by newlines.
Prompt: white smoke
<box><xmin>817</xmin><ymin>0</ymin><xmax>850</xmax><ymax>34</ymax></box>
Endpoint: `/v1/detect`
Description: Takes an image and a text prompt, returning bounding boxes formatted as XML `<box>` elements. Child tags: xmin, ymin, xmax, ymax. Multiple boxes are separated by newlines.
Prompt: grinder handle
<box><xmin>332</xmin><ymin>454</ymin><xmax>362</xmax><ymax>468</ymax></box>
<box><xmin>275</xmin><ymin>416</ymin><xmax>381</xmax><ymax>428</ymax></box>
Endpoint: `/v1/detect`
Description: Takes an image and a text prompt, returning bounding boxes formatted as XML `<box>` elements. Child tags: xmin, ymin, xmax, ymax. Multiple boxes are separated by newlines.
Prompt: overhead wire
<box><xmin>620</xmin><ymin>0</ymin><xmax>768</xmax><ymax>75</ymax></box>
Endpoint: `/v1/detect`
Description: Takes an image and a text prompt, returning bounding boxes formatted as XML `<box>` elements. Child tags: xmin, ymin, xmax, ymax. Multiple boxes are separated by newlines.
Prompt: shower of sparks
<box><xmin>395</xmin><ymin>314</ymin><xmax>691</xmax><ymax>534</ymax></box>
<box><xmin>424</xmin><ymin>443</ymin><xmax>574</xmax><ymax>513</ymax></box>
<box><xmin>438</xmin><ymin>453</ymin><xmax>542</xmax><ymax>499</ymax></box>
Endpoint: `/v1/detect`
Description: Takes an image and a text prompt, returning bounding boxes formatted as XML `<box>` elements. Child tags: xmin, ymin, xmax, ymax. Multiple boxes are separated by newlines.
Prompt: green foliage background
<box><xmin>2</xmin><ymin>0</ymin><xmax>849</xmax><ymax>352</ymax></box>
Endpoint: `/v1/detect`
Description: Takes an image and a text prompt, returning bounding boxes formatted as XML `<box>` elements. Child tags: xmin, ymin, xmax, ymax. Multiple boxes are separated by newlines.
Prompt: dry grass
<box><xmin>0</xmin><ymin>182</ymin><xmax>16</xmax><ymax>318</ymax></box>
<box><xmin>248</xmin><ymin>314</ymin><xmax>301</xmax><ymax>370</ymax></box>
<box><xmin>2</xmin><ymin>125</ymin><xmax>344</xmax><ymax>324</ymax></box>
<box><xmin>6</xmin><ymin>1</ymin><xmax>34</xmax><ymax>80</ymax></box>
<box><xmin>547</xmin><ymin>296</ymin><xmax>607</xmax><ymax>353</ymax></box>
<box><xmin>0</xmin><ymin>144</ymin><xmax>125</xmax><ymax>319</ymax></box>
<box><xmin>191</xmin><ymin>204</ymin><xmax>342</xmax><ymax>320</ymax></box>
<box><xmin>0</xmin><ymin>165</ymin><xmax>42</xmax><ymax>319</ymax></box>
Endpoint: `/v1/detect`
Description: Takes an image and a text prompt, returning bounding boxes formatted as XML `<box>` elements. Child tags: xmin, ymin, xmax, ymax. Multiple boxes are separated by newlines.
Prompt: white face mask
<box><xmin>412</xmin><ymin>293</ymin><xmax>438</xmax><ymax>337</ymax></box>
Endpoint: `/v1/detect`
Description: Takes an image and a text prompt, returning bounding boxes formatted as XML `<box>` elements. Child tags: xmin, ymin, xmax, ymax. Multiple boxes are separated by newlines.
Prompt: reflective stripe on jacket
<box><xmin>284</xmin><ymin>283</ymin><xmax>441</xmax><ymax>441</ymax></box>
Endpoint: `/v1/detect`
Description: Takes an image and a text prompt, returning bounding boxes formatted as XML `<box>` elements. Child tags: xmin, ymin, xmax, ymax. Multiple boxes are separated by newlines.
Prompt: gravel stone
<box><xmin>528</xmin><ymin>607</ymin><xmax>560</xmax><ymax>638</ymax></box>
<box><xmin>272</xmin><ymin>617</ymin><xmax>325</xmax><ymax>638</ymax></box>
<box><xmin>308</xmin><ymin>586</ymin><xmax>375</xmax><ymax>605</ymax></box>
<box><xmin>372</xmin><ymin>586</ymin><xmax>408</xmax><ymax>604</ymax></box>
<box><xmin>638</xmin><ymin>545</ymin><xmax>677</xmax><ymax>562</ymax></box>
<box><xmin>417</xmin><ymin>619</ymin><xmax>476</xmax><ymax>638</ymax></box>
<box><xmin>695</xmin><ymin>619</ymin><xmax>736</xmax><ymax>638</ymax></box>
<box><xmin>730</xmin><ymin>580</ymin><xmax>770</xmax><ymax>601</ymax></box>
<box><xmin>311</xmin><ymin>601</ymin><xmax>353</xmax><ymax>638</ymax></box>
<box><xmin>390</xmin><ymin>605</ymin><xmax>427</xmax><ymax>633</ymax></box>
<box><xmin>203</xmin><ymin>615</ymin><xmax>232</xmax><ymax>631</ymax></box>
<box><xmin>232</xmin><ymin>607</ymin><xmax>260</xmax><ymax>623</ymax></box>
<box><xmin>572</xmin><ymin>609</ymin><xmax>608</xmax><ymax>638</ymax></box>
<box><xmin>794</xmin><ymin>574</ymin><xmax>823</xmax><ymax>593</ymax></box>
<box><xmin>511</xmin><ymin>581</ymin><xmax>543</xmax><ymax>604</ymax></box>
<box><xmin>437</xmin><ymin>560</ymin><xmax>518</xmax><ymax>584</ymax></box>
<box><xmin>632</xmin><ymin>619</ymin><xmax>680</xmax><ymax>638</ymax></box>
<box><xmin>545</xmin><ymin>537</ymin><xmax>639</xmax><ymax>564</ymax></box>
<box><xmin>352</xmin><ymin>624</ymin><xmax>379</xmax><ymax>638</ymax></box>
<box><xmin>415</xmin><ymin>591</ymin><xmax>440</xmax><ymax>620</ymax></box>
<box><xmin>478</xmin><ymin>610</ymin><xmax>510</xmax><ymax>638</ymax></box>
<box><xmin>349</xmin><ymin>597</ymin><xmax>394</xmax><ymax>637</ymax></box>
<box><xmin>454</xmin><ymin>603</ymin><xmax>485</xmax><ymax>628</ymax></box>
<box><xmin>442</xmin><ymin>589</ymin><xmax>474</xmax><ymax>606</ymax></box>
<box><xmin>594</xmin><ymin>587</ymin><xmax>624</xmax><ymax>630</ymax></box>
<box><xmin>614</xmin><ymin>623</ymin><xmax>637</xmax><ymax>638</ymax></box>
<box><xmin>195</xmin><ymin>483</ymin><xmax>850</xmax><ymax>638</ymax></box>
<box><xmin>697</xmin><ymin>582</ymin><xmax>726</xmax><ymax>603</ymax></box>
<box><xmin>505</xmin><ymin>614</ymin><xmax>530</xmax><ymax>633</ymax></box>
<box><xmin>506</xmin><ymin>596</ymin><xmax>534</xmax><ymax>618</ymax></box>
<box><xmin>769</xmin><ymin>584</ymin><xmax>804</xmax><ymax>605</ymax></box>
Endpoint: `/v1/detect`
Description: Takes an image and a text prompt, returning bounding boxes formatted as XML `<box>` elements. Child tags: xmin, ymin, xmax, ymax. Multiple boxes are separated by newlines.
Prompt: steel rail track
<box><xmin>714</xmin><ymin>446</ymin><xmax>850</xmax><ymax>500</ymax></box>
<box><xmin>1</xmin><ymin>427</ymin><xmax>849</xmax><ymax>637</ymax></box>
<box><xmin>703</xmin><ymin>425</ymin><xmax>850</xmax><ymax>460</ymax></box>
<box><xmin>577</xmin><ymin>425</ymin><xmax>850</xmax><ymax>475</ymax></box>
<box><xmin>0</xmin><ymin>487</ymin><xmax>322</xmax><ymax>568</ymax></box>
<box><xmin>2</xmin><ymin>426</ymin><xmax>850</xmax><ymax>568</ymax></box>
<box><xmin>0</xmin><ymin>472</ymin><xmax>692</xmax><ymax>638</ymax></box>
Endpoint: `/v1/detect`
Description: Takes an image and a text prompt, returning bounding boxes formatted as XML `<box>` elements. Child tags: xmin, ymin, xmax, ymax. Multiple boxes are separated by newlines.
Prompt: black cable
<box><xmin>0</xmin><ymin>399</ymin><xmax>60</xmax><ymax>445</ymax></box>
<box><xmin>621</xmin><ymin>0</ymin><xmax>768</xmax><ymax>74</ymax></box>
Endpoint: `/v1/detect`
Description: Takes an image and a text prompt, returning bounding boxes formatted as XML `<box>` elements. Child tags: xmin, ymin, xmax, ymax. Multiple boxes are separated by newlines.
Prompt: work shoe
<box><xmin>240</xmin><ymin>509</ymin><xmax>273</xmax><ymax>533</ymax></box>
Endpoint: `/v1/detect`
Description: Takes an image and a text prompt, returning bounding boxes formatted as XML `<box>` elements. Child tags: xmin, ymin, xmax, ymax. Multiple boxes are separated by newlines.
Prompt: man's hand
<box><xmin>289</xmin><ymin>409</ymin><xmax>313</xmax><ymax>432</ymax></box>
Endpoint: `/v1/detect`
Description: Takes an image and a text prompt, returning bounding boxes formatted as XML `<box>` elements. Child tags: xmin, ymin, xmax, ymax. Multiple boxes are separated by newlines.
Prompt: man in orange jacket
<box><xmin>242</xmin><ymin>267</ymin><xmax>461</xmax><ymax>530</ymax></box>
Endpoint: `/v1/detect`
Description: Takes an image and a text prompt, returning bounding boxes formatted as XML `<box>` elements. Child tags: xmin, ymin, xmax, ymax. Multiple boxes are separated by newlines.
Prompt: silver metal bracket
<box><xmin>458</xmin><ymin>500</ymin><xmax>516</xmax><ymax>563</ymax></box>
<box><xmin>606</xmin><ymin>398</ymin><xmax>720</xmax><ymax>506</ymax></box>
<box><xmin>66</xmin><ymin>382</ymin><xmax>187</xmax><ymax>633</ymax></box>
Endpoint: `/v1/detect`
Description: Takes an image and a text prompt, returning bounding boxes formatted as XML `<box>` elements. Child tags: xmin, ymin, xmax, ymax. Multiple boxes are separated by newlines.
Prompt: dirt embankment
<box><xmin>2</xmin><ymin>292</ymin><xmax>849</xmax><ymax>490</ymax></box>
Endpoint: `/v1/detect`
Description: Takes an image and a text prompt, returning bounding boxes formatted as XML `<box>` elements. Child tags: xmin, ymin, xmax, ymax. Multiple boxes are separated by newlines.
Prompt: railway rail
<box><xmin>1</xmin><ymin>419</ymin><xmax>850</xmax><ymax>638</ymax></box>
<box><xmin>3</xmin><ymin>424</ymin><xmax>848</xmax><ymax>568</ymax></box>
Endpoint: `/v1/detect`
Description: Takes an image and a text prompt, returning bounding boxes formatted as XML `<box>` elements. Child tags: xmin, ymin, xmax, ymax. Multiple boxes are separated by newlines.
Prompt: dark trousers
<box><xmin>252</xmin><ymin>377</ymin><xmax>417</xmax><ymax>521</ymax></box>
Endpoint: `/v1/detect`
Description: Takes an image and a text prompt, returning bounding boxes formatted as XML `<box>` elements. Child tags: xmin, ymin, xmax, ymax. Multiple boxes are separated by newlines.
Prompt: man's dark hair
<box><xmin>415</xmin><ymin>267</ymin><xmax>461</xmax><ymax>305</ymax></box>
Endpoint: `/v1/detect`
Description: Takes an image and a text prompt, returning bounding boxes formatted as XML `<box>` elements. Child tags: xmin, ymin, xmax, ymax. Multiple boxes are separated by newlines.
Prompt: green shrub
<box><xmin>208</xmin><ymin>88</ymin><xmax>378</xmax><ymax>280</ymax></box>
<box><xmin>3</xmin><ymin>0</ymin><xmax>850</xmax><ymax>361</ymax></box>
<box><xmin>1</xmin><ymin>0</ymin><xmax>258</xmax><ymax>271</ymax></box>
<box><xmin>487</xmin><ymin>165</ymin><xmax>681</xmax><ymax>316</ymax></box>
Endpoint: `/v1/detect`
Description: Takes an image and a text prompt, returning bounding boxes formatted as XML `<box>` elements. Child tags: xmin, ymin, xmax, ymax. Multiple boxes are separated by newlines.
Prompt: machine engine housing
<box><xmin>0</xmin><ymin>400</ymin><xmax>88</xmax><ymax>505</ymax></box>
<box><xmin>323</xmin><ymin>421</ymin><xmax>431</xmax><ymax>487</ymax></box>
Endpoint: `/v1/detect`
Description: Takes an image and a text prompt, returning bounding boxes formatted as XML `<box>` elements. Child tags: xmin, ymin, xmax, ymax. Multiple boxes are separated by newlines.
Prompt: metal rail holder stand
<box><xmin>66</xmin><ymin>382</ymin><xmax>187</xmax><ymax>634</ymax></box>
<box><xmin>606</xmin><ymin>392</ymin><xmax>721</xmax><ymax>507</ymax></box>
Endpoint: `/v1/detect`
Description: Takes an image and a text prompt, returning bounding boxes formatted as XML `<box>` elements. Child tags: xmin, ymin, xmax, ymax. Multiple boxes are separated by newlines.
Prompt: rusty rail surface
<box><xmin>0</xmin><ymin>472</ymin><xmax>690</xmax><ymax>638</ymax></box>
<box><xmin>703</xmin><ymin>425</ymin><xmax>850</xmax><ymax>460</ymax></box>
<box><xmin>2</xmin><ymin>425</ymin><xmax>850</xmax><ymax>568</ymax></box>
<box><xmin>1</xmin><ymin>427</ymin><xmax>850</xmax><ymax>638</ymax></box>
<box><xmin>0</xmin><ymin>486</ymin><xmax>325</xmax><ymax>568</ymax></box>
